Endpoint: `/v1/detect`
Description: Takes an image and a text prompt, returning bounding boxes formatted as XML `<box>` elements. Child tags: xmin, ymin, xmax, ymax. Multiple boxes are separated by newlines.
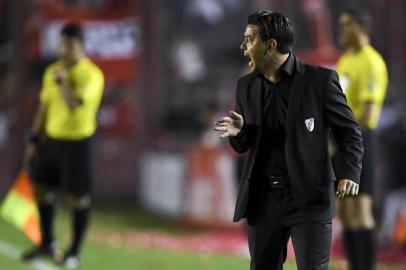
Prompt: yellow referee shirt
<box><xmin>40</xmin><ymin>58</ymin><xmax>104</xmax><ymax>140</ymax></box>
<box><xmin>337</xmin><ymin>45</ymin><xmax>388</xmax><ymax>129</ymax></box>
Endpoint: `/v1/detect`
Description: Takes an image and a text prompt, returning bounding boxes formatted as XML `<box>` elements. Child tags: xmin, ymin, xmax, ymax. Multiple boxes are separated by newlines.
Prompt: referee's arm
<box><xmin>23</xmin><ymin>103</ymin><xmax>47</xmax><ymax>167</ymax></box>
<box><xmin>358</xmin><ymin>102</ymin><xmax>375</xmax><ymax>128</ymax></box>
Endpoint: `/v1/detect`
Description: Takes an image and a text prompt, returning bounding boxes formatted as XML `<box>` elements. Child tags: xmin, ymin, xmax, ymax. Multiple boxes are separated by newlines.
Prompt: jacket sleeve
<box><xmin>229</xmin><ymin>79</ymin><xmax>252</xmax><ymax>153</ymax></box>
<box><xmin>324</xmin><ymin>70</ymin><xmax>364</xmax><ymax>183</ymax></box>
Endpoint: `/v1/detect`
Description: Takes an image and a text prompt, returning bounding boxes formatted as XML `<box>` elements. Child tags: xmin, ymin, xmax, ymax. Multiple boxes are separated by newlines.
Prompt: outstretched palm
<box><xmin>214</xmin><ymin>111</ymin><xmax>244</xmax><ymax>138</ymax></box>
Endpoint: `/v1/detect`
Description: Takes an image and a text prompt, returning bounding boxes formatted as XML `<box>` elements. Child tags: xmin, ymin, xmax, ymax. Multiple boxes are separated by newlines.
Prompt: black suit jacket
<box><xmin>230</xmin><ymin>56</ymin><xmax>363</xmax><ymax>222</ymax></box>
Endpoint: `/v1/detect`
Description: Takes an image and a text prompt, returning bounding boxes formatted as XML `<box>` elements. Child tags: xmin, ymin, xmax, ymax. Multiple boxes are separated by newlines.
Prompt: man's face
<box><xmin>240</xmin><ymin>24</ymin><xmax>269</xmax><ymax>73</ymax></box>
<box><xmin>339</xmin><ymin>13</ymin><xmax>362</xmax><ymax>48</ymax></box>
<box><xmin>58</xmin><ymin>35</ymin><xmax>82</xmax><ymax>62</ymax></box>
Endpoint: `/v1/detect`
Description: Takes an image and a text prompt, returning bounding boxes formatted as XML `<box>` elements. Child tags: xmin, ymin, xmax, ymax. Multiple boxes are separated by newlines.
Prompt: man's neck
<box><xmin>64</xmin><ymin>53</ymin><xmax>85</xmax><ymax>68</ymax></box>
<box><xmin>263</xmin><ymin>53</ymin><xmax>289</xmax><ymax>83</ymax></box>
<box><xmin>350</xmin><ymin>35</ymin><xmax>370</xmax><ymax>52</ymax></box>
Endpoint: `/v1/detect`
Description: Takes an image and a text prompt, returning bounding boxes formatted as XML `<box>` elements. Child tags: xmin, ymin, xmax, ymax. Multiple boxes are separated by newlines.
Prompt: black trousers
<box><xmin>247</xmin><ymin>187</ymin><xmax>332</xmax><ymax>270</ymax></box>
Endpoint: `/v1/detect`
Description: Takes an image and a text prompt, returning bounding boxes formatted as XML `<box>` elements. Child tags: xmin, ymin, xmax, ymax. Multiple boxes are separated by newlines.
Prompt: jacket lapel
<box><xmin>286</xmin><ymin>57</ymin><xmax>309</xmax><ymax>135</ymax></box>
<box><xmin>246</xmin><ymin>75</ymin><xmax>263</xmax><ymax>154</ymax></box>
<box><xmin>247</xmin><ymin>75</ymin><xmax>263</xmax><ymax>126</ymax></box>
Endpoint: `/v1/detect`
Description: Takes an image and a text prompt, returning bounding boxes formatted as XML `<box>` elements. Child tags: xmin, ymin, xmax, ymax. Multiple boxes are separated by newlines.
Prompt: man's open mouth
<box><xmin>248</xmin><ymin>57</ymin><xmax>254</xmax><ymax>68</ymax></box>
<box><xmin>244</xmin><ymin>51</ymin><xmax>253</xmax><ymax>68</ymax></box>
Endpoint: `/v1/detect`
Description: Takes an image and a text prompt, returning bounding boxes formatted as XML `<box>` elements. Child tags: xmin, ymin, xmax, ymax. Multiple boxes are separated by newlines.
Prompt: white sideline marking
<box><xmin>0</xmin><ymin>240</ymin><xmax>59</xmax><ymax>270</ymax></box>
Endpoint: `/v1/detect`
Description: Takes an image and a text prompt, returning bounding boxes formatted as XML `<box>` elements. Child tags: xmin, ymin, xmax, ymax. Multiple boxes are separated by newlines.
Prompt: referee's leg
<box><xmin>61</xmin><ymin>138</ymin><xmax>93</xmax><ymax>265</ymax></box>
<box><xmin>338</xmin><ymin>128</ymin><xmax>376</xmax><ymax>270</ymax></box>
<box><xmin>65</xmin><ymin>194</ymin><xmax>91</xmax><ymax>256</ymax></box>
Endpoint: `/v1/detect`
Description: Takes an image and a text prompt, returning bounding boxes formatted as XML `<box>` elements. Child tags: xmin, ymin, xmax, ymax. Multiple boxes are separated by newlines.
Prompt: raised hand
<box><xmin>214</xmin><ymin>111</ymin><xmax>244</xmax><ymax>138</ymax></box>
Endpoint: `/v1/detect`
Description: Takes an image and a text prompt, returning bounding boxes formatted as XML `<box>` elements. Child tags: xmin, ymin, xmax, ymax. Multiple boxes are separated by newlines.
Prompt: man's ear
<box><xmin>265</xmin><ymin>39</ymin><xmax>278</xmax><ymax>54</ymax></box>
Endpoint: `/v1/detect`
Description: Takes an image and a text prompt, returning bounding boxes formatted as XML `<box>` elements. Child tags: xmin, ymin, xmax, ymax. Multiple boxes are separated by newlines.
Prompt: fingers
<box><xmin>220</xmin><ymin>131</ymin><xmax>230</xmax><ymax>138</ymax></box>
<box><xmin>350</xmin><ymin>184</ymin><xmax>357</xmax><ymax>196</ymax></box>
<box><xmin>336</xmin><ymin>179</ymin><xmax>359</xmax><ymax>199</ymax></box>
<box><xmin>213</xmin><ymin>119</ymin><xmax>232</xmax><ymax>138</ymax></box>
<box><xmin>214</xmin><ymin>117</ymin><xmax>231</xmax><ymax>132</ymax></box>
<box><xmin>345</xmin><ymin>182</ymin><xmax>353</xmax><ymax>195</ymax></box>
<box><xmin>342</xmin><ymin>181</ymin><xmax>348</xmax><ymax>194</ymax></box>
<box><xmin>229</xmin><ymin>111</ymin><xmax>242</xmax><ymax>120</ymax></box>
<box><xmin>214</xmin><ymin>118</ymin><xmax>241</xmax><ymax>138</ymax></box>
<box><xmin>217</xmin><ymin>116</ymin><xmax>233</xmax><ymax>124</ymax></box>
<box><xmin>215</xmin><ymin>121</ymin><xmax>228</xmax><ymax>127</ymax></box>
<box><xmin>336</xmin><ymin>188</ymin><xmax>345</xmax><ymax>199</ymax></box>
<box><xmin>336</xmin><ymin>181</ymin><xmax>347</xmax><ymax>198</ymax></box>
<box><xmin>213</xmin><ymin>126</ymin><xmax>227</xmax><ymax>132</ymax></box>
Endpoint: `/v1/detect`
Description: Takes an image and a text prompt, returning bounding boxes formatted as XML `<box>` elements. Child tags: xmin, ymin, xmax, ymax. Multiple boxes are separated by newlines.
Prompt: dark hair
<box><xmin>343</xmin><ymin>7</ymin><xmax>372</xmax><ymax>31</ymax></box>
<box><xmin>247</xmin><ymin>10</ymin><xmax>294</xmax><ymax>54</ymax></box>
<box><xmin>61</xmin><ymin>22</ymin><xmax>84</xmax><ymax>41</ymax></box>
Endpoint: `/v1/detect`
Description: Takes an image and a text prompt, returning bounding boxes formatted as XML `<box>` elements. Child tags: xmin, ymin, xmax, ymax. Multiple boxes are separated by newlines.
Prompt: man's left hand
<box><xmin>336</xmin><ymin>179</ymin><xmax>359</xmax><ymax>198</ymax></box>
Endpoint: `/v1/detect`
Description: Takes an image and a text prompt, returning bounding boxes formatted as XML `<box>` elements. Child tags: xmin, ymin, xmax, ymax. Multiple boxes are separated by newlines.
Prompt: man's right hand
<box><xmin>54</xmin><ymin>67</ymin><xmax>68</xmax><ymax>85</ymax></box>
<box><xmin>214</xmin><ymin>111</ymin><xmax>244</xmax><ymax>138</ymax></box>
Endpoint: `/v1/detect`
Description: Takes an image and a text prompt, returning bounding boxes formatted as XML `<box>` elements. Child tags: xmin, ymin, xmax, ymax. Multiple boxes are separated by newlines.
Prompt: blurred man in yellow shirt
<box><xmin>336</xmin><ymin>7</ymin><xmax>388</xmax><ymax>270</ymax></box>
<box><xmin>22</xmin><ymin>22</ymin><xmax>104</xmax><ymax>269</ymax></box>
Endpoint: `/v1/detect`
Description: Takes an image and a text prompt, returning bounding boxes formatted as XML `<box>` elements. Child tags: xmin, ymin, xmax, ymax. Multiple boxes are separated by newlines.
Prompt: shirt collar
<box><xmin>257</xmin><ymin>53</ymin><xmax>295</xmax><ymax>82</ymax></box>
<box><xmin>280</xmin><ymin>53</ymin><xmax>295</xmax><ymax>77</ymax></box>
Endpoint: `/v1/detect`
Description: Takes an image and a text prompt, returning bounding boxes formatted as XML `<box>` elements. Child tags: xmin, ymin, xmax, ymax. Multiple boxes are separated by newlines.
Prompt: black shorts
<box><xmin>332</xmin><ymin>129</ymin><xmax>376</xmax><ymax>195</ymax></box>
<box><xmin>31</xmin><ymin>137</ymin><xmax>92</xmax><ymax>197</ymax></box>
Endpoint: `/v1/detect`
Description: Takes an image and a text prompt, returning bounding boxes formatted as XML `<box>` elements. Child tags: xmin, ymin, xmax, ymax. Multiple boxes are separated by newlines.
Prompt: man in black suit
<box><xmin>214</xmin><ymin>11</ymin><xmax>363</xmax><ymax>270</ymax></box>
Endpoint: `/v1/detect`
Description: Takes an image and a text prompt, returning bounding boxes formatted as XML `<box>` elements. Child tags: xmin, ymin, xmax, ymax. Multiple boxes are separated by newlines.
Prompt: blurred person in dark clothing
<box><xmin>22</xmin><ymin>22</ymin><xmax>104</xmax><ymax>269</ymax></box>
<box><xmin>336</xmin><ymin>7</ymin><xmax>388</xmax><ymax>270</ymax></box>
<box><xmin>214</xmin><ymin>10</ymin><xmax>363</xmax><ymax>270</ymax></box>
